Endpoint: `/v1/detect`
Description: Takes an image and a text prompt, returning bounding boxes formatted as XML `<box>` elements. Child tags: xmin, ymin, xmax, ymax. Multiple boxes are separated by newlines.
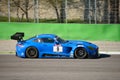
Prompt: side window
<box><xmin>34</xmin><ymin>38</ymin><xmax>42</xmax><ymax>43</ymax></box>
<box><xmin>34</xmin><ymin>38</ymin><xmax>54</xmax><ymax>43</ymax></box>
<box><xmin>41</xmin><ymin>38</ymin><xmax>54</xmax><ymax>43</ymax></box>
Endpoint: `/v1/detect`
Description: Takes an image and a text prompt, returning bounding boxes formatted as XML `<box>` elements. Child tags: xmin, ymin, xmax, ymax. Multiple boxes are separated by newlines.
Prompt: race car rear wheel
<box><xmin>26</xmin><ymin>47</ymin><xmax>38</xmax><ymax>58</ymax></box>
<box><xmin>74</xmin><ymin>48</ymin><xmax>87</xmax><ymax>59</ymax></box>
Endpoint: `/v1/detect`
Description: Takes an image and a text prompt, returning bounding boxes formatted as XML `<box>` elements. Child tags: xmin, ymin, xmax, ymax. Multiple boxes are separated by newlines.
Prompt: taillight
<box><xmin>17</xmin><ymin>43</ymin><xmax>24</xmax><ymax>47</ymax></box>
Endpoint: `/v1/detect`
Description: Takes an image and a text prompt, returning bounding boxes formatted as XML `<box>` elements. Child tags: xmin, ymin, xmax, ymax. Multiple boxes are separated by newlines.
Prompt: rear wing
<box><xmin>11</xmin><ymin>32</ymin><xmax>24</xmax><ymax>41</ymax></box>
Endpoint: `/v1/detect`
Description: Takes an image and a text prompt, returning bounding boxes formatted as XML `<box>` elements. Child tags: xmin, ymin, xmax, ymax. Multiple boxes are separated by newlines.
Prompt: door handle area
<box><xmin>43</xmin><ymin>44</ymin><xmax>47</xmax><ymax>46</ymax></box>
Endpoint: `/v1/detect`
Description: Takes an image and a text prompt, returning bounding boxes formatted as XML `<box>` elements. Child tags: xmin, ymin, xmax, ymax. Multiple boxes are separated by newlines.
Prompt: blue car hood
<box><xmin>66</xmin><ymin>40</ymin><xmax>89</xmax><ymax>45</ymax></box>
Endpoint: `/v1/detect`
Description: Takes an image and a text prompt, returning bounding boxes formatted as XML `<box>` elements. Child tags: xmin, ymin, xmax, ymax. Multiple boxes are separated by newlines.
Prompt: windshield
<box><xmin>56</xmin><ymin>37</ymin><xmax>67</xmax><ymax>43</ymax></box>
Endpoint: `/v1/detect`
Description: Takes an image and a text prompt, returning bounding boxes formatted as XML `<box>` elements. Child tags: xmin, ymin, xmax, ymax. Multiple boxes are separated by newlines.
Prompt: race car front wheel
<box><xmin>26</xmin><ymin>47</ymin><xmax>38</xmax><ymax>58</ymax></box>
<box><xmin>74</xmin><ymin>48</ymin><xmax>87</xmax><ymax>59</ymax></box>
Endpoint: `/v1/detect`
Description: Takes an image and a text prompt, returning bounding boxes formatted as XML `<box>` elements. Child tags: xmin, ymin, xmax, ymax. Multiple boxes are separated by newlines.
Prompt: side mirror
<box><xmin>55</xmin><ymin>41</ymin><xmax>59</xmax><ymax>45</ymax></box>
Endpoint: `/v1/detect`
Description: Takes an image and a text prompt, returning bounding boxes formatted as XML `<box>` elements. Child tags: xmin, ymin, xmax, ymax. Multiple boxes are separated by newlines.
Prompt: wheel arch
<box><xmin>25</xmin><ymin>46</ymin><xmax>39</xmax><ymax>58</ymax></box>
<box><xmin>73</xmin><ymin>47</ymin><xmax>88</xmax><ymax>58</ymax></box>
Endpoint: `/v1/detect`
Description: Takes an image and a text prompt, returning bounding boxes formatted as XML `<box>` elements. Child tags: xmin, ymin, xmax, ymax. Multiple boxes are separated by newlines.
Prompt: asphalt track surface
<box><xmin>0</xmin><ymin>54</ymin><xmax>120</xmax><ymax>80</ymax></box>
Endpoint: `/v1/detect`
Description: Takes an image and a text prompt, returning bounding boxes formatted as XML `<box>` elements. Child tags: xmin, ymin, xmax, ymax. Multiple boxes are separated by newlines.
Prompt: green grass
<box><xmin>0</xmin><ymin>16</ymin><xmax>86</xmax><ymax>23</ymax></box>
<box><xmin>0</xmin><ymin>22</ymin><xmax>120</xmax><ymax>41</ymax></box>
<box><xmin>0</xmin><ymin>16</ymin><xmax>34</xmax><ymax>22</ymax></box>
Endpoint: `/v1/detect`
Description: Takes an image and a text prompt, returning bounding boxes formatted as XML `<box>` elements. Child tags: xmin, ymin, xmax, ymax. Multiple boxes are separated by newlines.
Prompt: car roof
<box><xmin>36</xmin><ymin>34</ymin><xmax>57</xmax><ymax>38</ymax></box>
<box><xmin>26</xmin><ymin>34</ymin><xmax>58</xmax><ymax>41</ymax></box>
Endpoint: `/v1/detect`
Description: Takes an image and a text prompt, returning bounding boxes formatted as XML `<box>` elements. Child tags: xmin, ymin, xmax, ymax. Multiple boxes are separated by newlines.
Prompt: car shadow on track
<box><xmin>36</xmin><ymin>53</ymin><xmax>111</xmax><ymax>59</ymax></box>
<box><xmin>98</xmin><ymin>53</ymin><xmax>111</xmax><ymax>59</ymax></box>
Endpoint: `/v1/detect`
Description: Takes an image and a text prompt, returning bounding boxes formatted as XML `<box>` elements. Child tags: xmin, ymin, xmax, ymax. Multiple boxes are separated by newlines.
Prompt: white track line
<box><xmin>100</xmin><ymin>51</ymin><xmax>120</xmax><ymax>55</ymax></box>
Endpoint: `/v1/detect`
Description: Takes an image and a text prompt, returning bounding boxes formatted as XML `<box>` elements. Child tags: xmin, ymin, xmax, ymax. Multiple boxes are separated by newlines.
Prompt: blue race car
<box><xmin>11</xmin><ymin>32</ymin><xmax>99</xmax><ymax>59</ymax></box>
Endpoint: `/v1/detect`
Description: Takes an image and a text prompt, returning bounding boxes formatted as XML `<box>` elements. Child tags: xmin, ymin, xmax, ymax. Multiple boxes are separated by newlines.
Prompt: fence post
<box><xmin>89</xmin><ymin>0</ymin><xmax>91</xmax><ymax>24</ymax></box>
<box><xmin>94</xmin><ymin>0</ymin><xmax>97</xmax><ymax>24</ymax></box>
<box><xmin>65</xmin><ymin>0</ymin><xmax>67</xmax><ymax>23</ymax></box>
<box><xmin>36</xmin><ymin>0</ymin><xmax>39</xmax><ymax>23</ymax></box>
<box><xmin>34</xmin><ymin>0</ymin><xmax>39</xmax><ymax>23</ymax></box>
<box><xmin>8</xmin><ymin>0</ymin><xmax>11</xmax><ymax>22</ymax></box>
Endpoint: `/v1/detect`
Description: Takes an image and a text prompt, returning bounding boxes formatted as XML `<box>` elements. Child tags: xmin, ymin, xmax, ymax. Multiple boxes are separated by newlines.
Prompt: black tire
<box><xmin>25</xmin><ymin>47</ymin><xmax>38</xmax><ymax>58</ymax></box>
<box><xmin>74</xmin><ymin>48</ymin><xmax>87</xmax><ymax>59</ymax></box>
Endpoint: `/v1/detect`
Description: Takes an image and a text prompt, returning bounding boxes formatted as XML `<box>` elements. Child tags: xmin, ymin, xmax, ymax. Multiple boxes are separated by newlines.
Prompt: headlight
<box><xmin>88</xmin><ymin>46</ymin><xmax>95</xmax><ymax>50</ymax></box>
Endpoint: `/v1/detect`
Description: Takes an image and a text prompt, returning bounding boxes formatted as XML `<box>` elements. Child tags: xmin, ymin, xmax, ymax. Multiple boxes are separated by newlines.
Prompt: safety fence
<box><xmin>0</xmin><ymin>0</ymin><xmax>120</xmax><ymax>23</ymax></box>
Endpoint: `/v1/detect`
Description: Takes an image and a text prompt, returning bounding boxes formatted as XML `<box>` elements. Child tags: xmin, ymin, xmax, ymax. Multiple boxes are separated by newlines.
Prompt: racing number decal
<box><xmin>53</xmin><ymin>45</ymin><xmax>63</xmax><ymax>52</ymax></box>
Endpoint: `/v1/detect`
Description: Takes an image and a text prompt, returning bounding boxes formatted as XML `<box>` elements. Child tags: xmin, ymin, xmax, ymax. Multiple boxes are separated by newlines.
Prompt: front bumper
<box><xmin>88</xmin><ymin>47</ymin><xmax>100</xmax><ymax>58</ymax></box>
